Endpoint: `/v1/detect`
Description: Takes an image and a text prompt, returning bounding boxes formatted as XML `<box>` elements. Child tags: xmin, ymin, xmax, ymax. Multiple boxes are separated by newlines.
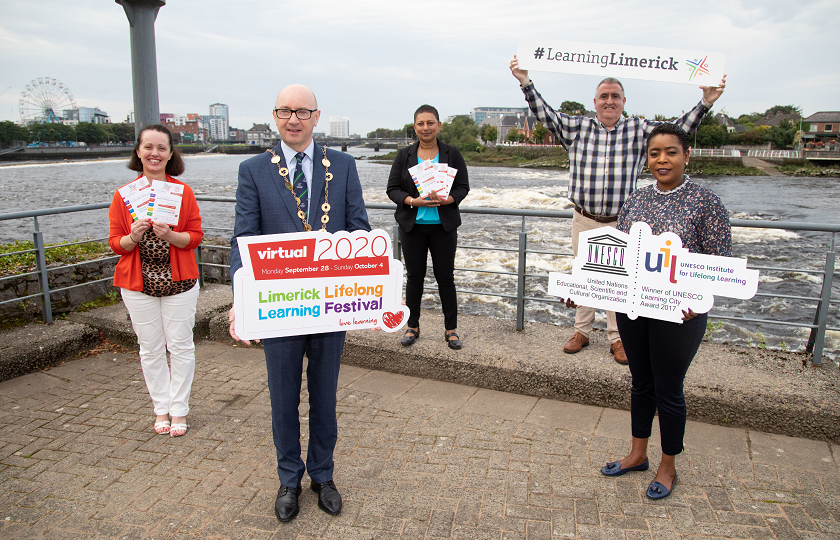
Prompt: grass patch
<box><xmin>0</xmin><ymin>240</ymin><xmax>112</xmax><ymax>277</ymax></box>
<box><xmin>76</xmin><ymin>290</ymin><xmax>121</xmax><ymax>312</ymax></box>
<box><xmin>777</xmin><ymin>163</ymin><xmax>840</xmax><ymax>177</ymax></box>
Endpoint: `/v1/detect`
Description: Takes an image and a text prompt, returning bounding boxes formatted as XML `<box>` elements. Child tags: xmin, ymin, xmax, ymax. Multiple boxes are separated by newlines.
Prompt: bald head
<box><xmin>275</xmin><ymin>84</ymin><xmax>318</xmax><ymax>110</ymax></box>
<box><xmin>273</xmin><ymin>84</ymin><xmax>321</xmax><ymax>152</ymax></box>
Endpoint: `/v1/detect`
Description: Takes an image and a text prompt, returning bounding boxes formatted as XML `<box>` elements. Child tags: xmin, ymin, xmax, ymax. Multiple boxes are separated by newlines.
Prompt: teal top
<box><xmin>415</xmin><ymin>153</ymin><xmax>441</xmax><ymax>224</ymax></box>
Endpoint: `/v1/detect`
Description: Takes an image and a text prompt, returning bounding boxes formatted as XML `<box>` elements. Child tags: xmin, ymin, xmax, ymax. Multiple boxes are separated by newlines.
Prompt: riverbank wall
<box><xmin>3</xmin><ymin>283</ymin><xmax>838</xmax><ymax>444</ymax></box>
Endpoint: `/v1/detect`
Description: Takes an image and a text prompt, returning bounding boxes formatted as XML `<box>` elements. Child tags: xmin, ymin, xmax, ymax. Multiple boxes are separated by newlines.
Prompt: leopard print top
<box><xmin>138</xmin><ymin>229</ymin><xmax>197</xmax><ymax>297</ymax></box>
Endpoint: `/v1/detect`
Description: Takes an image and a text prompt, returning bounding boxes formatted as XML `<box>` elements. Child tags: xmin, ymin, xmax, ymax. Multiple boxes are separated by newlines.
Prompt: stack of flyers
<box><xmin>148</xmin><ymin>180</ymin><xmax>184</xmax><ymax>226</ymax></box>
<box><xmin>408</xmin><ymin>160</ymin><xmax>458</xmax><ymax>200</ymax></box>
<box><xmin>117</xmin><ymin>177</ymin><xmax>151</xmax><ymax>222</ymax></box>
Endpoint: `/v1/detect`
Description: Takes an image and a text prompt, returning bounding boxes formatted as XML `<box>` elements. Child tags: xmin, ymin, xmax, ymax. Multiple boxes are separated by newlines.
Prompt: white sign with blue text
<box><xmin>547</xmin><ymin>223</ymin><xmax>758</xmax><ymax>323</ymax></box>
<box><xmin>517</xmin><ymin>39</ymin><xmax>726</xmax><ymax>86</ymax></box>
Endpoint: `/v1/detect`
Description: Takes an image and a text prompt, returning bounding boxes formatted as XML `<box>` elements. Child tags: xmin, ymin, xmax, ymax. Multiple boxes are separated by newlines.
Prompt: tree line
<box><xmin>0</xmin><ymin>121</ymin><xmax>136</xmax><ymax>146</ymax></box>
<box><xmin>364</xmin><ymin>103</ymin><xmax>808</xmax><ymax>153</ymax></box>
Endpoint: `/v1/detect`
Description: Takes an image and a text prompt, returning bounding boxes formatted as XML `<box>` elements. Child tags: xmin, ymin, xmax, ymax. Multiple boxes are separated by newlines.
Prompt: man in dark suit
<box><xmin>228</xmin><ymin>84</ymin><xmax>370</xmax><ymax>522</ymax></box>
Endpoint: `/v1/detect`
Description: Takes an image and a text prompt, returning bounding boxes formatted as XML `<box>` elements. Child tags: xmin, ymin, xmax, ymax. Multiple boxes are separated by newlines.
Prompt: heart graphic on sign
<box><xmin>382</xmin><ymin>311</ymin><xmax>404</xmax><ymax>329</ymax></box>
<box><xmin>378</xmin><ymin>306</ymin><xmax>409</xmax><ymax>333</ymax></box>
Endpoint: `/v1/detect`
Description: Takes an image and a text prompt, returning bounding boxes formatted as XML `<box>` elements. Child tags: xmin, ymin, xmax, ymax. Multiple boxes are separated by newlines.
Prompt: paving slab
<box><xmin>399</xmin><ymin>379</ymin><xmax>478</xmax><ymax>409</ymax></box>
<box><xmin>0</xmin><ymin>340</ymin><xmax>839</xmax><ymax>538</ymax></box>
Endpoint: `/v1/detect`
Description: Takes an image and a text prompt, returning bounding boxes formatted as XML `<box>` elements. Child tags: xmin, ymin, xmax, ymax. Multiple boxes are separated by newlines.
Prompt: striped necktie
<box><xmin>293</xmin><ymin>152</ymin><xmax>308</xmax><ymax>220</ymax></box>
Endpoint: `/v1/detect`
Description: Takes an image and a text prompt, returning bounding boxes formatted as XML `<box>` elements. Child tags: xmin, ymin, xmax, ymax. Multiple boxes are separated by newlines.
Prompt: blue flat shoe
<box><xmin>646</xmin><ymin>472</ymin><xmax>677</xmax><ymax>500</ymax></box>
<box><xmin>600</xmin><ymin>458</ymin><xmax>649</xmax><ymax>477</ymax></box>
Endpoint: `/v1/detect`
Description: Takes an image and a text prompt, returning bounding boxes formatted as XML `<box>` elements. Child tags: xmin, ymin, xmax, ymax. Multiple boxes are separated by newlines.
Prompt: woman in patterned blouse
<box><xmin>109</xmin><ymin>125</ymin><xmax>204</xmax><ymax>438</ymax></box>
<box><xmin>599</xmin><ymin>123</ymin><xmax>731</xmax><ymax>500</ymax></box>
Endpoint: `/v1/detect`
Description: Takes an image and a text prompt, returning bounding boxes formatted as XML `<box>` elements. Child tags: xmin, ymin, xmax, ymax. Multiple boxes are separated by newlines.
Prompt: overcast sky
<box><xmin>1</xmin><ymin>0</ymin><xmax>837</xmax><ymax>135</ymax></box>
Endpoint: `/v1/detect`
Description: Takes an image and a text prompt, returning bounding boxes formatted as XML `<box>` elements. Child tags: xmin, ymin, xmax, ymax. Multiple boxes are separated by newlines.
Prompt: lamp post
<box><xmin>116</xmin><ymin>0</ymin><xmax>165</xmax><ymax>139</ymax></box>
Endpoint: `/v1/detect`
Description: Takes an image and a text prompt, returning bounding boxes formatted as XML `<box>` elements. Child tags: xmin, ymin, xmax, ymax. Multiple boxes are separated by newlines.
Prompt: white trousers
<box><xmin>121</xmin><ymin>283</ymin><xmax>200</xmax><ymax>416</ymax></box>
<box><xmin>571</xmin><ymin>211</ymin><xmax>620</xmax><ymax>344</ymax></box>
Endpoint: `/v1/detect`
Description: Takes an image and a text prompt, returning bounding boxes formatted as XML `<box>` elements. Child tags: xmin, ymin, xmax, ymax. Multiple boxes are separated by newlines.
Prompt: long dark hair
<box><xmin>127</xmin><ymin>124</ymin><xmax>185</xmax><ymax>176</ymax></box>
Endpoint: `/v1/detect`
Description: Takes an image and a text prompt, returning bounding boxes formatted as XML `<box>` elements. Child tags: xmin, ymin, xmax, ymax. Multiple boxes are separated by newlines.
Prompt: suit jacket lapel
<box><xmin>310</xmin><ymin>142</ymin><xmax>327</xmax><ymax>229</ymax></box>
<box><xmin>437</xmin><ymin>141</ymin><xmax>450</xmax><ymax>165</ymax></box>
<box><xmin>268</xmin><ymin>143</ymin><xmax>305</xmax><ymax>232</ymax></box>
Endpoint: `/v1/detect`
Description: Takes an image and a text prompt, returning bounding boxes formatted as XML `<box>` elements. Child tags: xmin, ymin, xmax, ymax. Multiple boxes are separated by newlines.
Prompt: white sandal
<box><xmin>170</xmin><ymin>423</ymin><xmax>188</xmax><ymax>437</ymax></box>
<box><xmin>154</xmin><ymin>420</ymin><xmax>170</xmax><ymax>435</ymax></box>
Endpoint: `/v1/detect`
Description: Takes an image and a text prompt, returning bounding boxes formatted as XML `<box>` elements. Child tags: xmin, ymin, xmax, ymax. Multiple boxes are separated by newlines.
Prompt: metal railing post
<box><xmin>515</xmin><ymin>217</ymin><xmax>527</xmax><ymax>331</ymax></box>
<box><xmin>392</xmin><ymin>223</ymin><xmax>401</xmax><ymax>261</ymax></box>
<box><xmin>195</xmin><ymin>245</ymin><xmax>204</xmax><ymax>287</ymax></box>
<box><xmin>808</xmin><ymin>250</ymin><xmax>835</xmax><ymax>365</ymax></box>
<box><xmin>32</xmin><ymin>217</ymin><xmax>53</xmax><ymax>323</ymax></box>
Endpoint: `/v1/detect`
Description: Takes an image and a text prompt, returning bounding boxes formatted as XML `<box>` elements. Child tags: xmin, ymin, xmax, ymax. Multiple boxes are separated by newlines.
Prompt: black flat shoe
<box><xmin>401</xmin><ymin>327</ymin><xmax>419</xmax><ymax>346</ymax></box>
<box><xmin>311</xmin><ymin>480</ymin><xmax>342</xmax><ymax>515</ymax></box>
<box><xmin>274</xmin><ymin>484</ymin><xmax>301</xmax><ymax>522</ymax></box>
<box><xmin>445</xmin><ymin>331</ymin><xmax>462</xmax><ymax>350</ymax></box>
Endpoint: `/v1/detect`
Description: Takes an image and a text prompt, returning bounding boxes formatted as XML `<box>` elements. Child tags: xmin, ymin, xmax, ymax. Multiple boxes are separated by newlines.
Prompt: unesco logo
<box><xmin>582</xmin><ymin>233</ymin><xmax>628</xmax><ymax>277</ymax></box>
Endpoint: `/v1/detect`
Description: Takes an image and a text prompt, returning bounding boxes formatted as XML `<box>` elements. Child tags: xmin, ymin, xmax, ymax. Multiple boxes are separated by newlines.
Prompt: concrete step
<box><xmin>68</xmin><ymin>283</ymin><xmax>233</xmax><ymax>348</ymax></box>
<box><xmin>0</xmin><ymin>320</ymin><xmax>99</xmax><ymax>382</ymax></box>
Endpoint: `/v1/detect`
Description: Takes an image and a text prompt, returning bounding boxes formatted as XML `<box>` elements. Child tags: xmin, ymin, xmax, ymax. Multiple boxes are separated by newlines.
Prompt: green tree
<box><xmin>482</xmin><ymin>126</ymin><xmax>498</xmax><ymax>144</ymax></box>
<box><xmin>765</xmin><ymin>105</ymin><xmax>802</xmax><ymax>116</ymax></box>
<box><xmin>28</xmin><ymin>123</ymin><xmax>76</xmax><ymax>143</ymax></box>
<box><xmin>0</xmin><ymin>121</ymin><xmax>31</xmax><ymax>144</ymax></box>
<box><xmin>765</xmin><ymin>119</ymin><xmax>797</xmax><ymax>149</ymax></box>
<box><xmin>560</xmin><ymin>100</ymin><xmax>587</xmax><ymax>114</ymax></box>
<box><xmin>695</xmin><ymin>124</ymin><xmax>727</xmax><ymax>148</ymax></box>
<box><xmin>110</xmin><ymin>123</ymin><xmax>135</xmax><ymax>144</ymax></box>
<box><xmin>438</xmin><ymin>115</ymin><xmax>480</xmax><ymax>152</ymax></box>
<box><xmin>532</xmin><ymin>122</ymin><xmax>549</xmax><ymax>144</ymax></box>
<box><xmin>75</xmin><ymin>122</ymin><xmax>108</xmax><ymax>145</ymax></box>
<box><xmin>403</xmin><ymin>123</ymin><xmax>415</xmax><ymax>140</ymax></box>
<box><xmin>506</xmin><ymin>128</ymin><xmax>520</xmax><ymax>143</ymax></box>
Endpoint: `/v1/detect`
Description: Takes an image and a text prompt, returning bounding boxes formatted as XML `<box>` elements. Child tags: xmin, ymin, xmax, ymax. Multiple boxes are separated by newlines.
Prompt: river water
<box><xmin>2</xmin><ymin>148</ymin><xmax>838</xmax><ymax>359</ymax></box>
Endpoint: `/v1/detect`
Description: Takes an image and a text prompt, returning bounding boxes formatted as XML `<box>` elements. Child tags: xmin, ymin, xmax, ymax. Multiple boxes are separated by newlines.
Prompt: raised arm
<box><xmin>510</xmin><ymin>55</ymin><xmax>583</xmax><ymax>148</ymax></box>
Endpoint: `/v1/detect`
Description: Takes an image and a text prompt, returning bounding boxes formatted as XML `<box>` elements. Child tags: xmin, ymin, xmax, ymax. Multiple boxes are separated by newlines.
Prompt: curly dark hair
<box><xmin>413</xmin><ymin>104</ymin><xmax>440</xmax><ymax>123</ymax></box>
<box><xmin>127</xmin><ymin>124</ymin><xmax>185</xmax><ymax>176</ymax></box>
<box><xmin>648</xmin><ymin>123</ymin><xmax>690</xmax><ymax>153</ymax></box>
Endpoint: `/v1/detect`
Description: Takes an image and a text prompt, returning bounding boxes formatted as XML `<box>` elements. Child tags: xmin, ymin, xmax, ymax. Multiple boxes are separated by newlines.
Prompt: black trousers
<box><xmin>616</xmin><ymin>312</ymin><xmax>708</xmax><ymax>456</ymax></box>
<box><xmin>399</xmin><ymin>223</ymin><xmax>458</xmax><ymax>330</ymax></box>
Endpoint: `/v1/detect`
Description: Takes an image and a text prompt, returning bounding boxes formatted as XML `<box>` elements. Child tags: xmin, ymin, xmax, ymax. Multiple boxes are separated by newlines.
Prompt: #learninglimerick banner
<box><xmin>233</xmin><ymin>229</ymin><xmax>409</xmax><ymax>340</ymax></box>
<box><xmin>517</xmin><ymin>39</ymin><xmax>726</xmax><ymax>86</ymax></box>
<box><xmin>547</xmin><ymin>223</ymin><xmax>758</xmax><ymax>324</ymax></box>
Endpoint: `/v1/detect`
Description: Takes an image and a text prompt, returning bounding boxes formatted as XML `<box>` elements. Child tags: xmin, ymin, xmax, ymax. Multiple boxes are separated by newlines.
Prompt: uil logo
<box><xmin>644</xmin><ymin>240</ymin><xmax>678</xmax><ymax>284</ymax></box>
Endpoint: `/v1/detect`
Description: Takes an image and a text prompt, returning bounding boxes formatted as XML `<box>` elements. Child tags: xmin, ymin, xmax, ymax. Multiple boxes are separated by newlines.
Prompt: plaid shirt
<box><xmin>522</xmin><ymin>82</ymin><xmax>710</xmax><ymax>216</ymax></box>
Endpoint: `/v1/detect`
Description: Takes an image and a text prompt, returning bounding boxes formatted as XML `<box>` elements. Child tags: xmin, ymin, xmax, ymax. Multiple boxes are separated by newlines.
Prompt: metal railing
<box><xmin>1</xmin><ymin>198</ymin><xmax>838</xmax><ymax>364</ymax></box>
<box><xmin>690</xmin><ymin>149</ymin><xmax>741</xmax><ymax>157</ymax></box>
<box><xmin>746</xmin><ymin>150</ymin><xmax>803</xmax><ymax>159</ymax></box>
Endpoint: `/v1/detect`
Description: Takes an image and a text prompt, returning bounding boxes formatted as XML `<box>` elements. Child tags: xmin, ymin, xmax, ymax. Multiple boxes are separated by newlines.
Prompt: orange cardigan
<box><xmin>109</xmin><ymin>175</ymin><xmax>204</xmax><ymax>291</ymax></box>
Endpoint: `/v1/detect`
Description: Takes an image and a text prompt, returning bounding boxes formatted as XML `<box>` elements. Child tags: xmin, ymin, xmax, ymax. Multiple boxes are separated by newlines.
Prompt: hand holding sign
<box><xmin>548</xmin><ymin>223</ymin><xmax>758</xmax><ymax>323</ymax></box>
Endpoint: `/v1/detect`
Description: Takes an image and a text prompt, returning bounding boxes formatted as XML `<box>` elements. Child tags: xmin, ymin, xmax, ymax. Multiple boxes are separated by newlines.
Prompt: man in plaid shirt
<box><xmin>509</xmin><ymin>55</ymin><xmax>726</xmax><ymax>365</ymax></box>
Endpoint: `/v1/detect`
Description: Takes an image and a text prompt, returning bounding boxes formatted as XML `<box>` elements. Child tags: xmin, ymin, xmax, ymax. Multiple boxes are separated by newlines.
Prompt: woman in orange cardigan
<box><xmin>109</xmin><ymin>124</ymin><xmax>203</xmax><ymax>437</ymax></box>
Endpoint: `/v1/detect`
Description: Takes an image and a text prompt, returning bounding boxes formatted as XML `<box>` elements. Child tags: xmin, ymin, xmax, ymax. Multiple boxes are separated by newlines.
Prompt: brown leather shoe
<box><xmin>563</xmin><ymin>332</ymin><xmax>589</xmax><ymax>354</ymax></box>
<box><xmin>610</xmin><ymin>340</ymin><xmax>628</xmax><ymax>365</ymax></box>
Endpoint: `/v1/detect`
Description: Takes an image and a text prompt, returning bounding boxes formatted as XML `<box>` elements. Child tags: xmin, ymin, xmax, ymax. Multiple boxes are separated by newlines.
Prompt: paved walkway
<box><xmin>1</xmin><ymin>341</ymin><xmax>839</xmax><ymax>540</ymax></box>
<box><xmin>742</xmin><ymin>157</ymin><xmax>788</xmax><ymax>177</ymax></box>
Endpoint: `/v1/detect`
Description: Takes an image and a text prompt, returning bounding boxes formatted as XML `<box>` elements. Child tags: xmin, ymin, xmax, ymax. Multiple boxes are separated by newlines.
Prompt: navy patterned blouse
<box><xmin>617</xmin><ymin>176</ymin><xmax>732</xmax><ymax>256</ymax></box>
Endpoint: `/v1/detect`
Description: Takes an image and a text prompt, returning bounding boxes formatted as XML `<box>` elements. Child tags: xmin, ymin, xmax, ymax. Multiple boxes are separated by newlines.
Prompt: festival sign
<box><xmin>548</xmin><ymin>222</ymin><xmax>758</xmax><ymax>323</ymax></box>
<box><xmin>233</xmin><ymin>229</ymin><xmax>409</xmax><ymax>340</ymax></box>
<box><xmin>516</xmin><ymin>39</ymin><xmax>726</xmax><ymax>86</ymax></box>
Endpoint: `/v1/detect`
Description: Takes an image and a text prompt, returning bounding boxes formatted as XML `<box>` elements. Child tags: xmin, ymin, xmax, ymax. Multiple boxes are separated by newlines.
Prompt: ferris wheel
<box><xmin>19</xmin><ymin>78</ymin><xmax>77</xmax><ymax>125</ymax></box>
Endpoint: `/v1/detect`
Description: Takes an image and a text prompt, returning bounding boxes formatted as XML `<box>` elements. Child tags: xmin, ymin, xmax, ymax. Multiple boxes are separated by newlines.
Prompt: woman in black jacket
<box><xmin>386</xmin><ymin>104</ymin><xmax>470</xmax><ymax>349</ymax></box>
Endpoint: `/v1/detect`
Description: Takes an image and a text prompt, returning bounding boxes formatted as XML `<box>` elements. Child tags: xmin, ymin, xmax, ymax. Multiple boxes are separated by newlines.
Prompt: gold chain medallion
<box><xmin>266</xmin><ymin>146</ymin><xmax>333</xmax><ymax>232</ymax></box>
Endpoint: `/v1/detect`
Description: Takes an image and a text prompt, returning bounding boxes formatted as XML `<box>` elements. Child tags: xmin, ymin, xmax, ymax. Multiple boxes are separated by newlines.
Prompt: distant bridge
<box><xmin>318</xmin><ymin>138</ymin><xmax>409</xmax><ymax>151</ymax></box>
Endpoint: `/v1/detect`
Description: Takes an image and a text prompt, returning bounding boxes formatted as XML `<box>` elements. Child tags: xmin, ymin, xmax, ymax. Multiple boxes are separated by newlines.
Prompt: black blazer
<box><xmin>386</xmin><ymin>140</ymin><xmax>470</xmax><ymax>233</ymax></box>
